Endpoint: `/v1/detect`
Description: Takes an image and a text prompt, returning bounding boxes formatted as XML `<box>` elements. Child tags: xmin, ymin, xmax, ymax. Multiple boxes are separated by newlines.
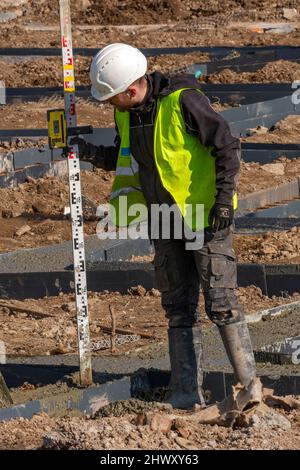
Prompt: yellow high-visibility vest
<box><xmin>110</xmin><ymin>88</ymin><xmax>238</xmax><ymax>229</ymax></box>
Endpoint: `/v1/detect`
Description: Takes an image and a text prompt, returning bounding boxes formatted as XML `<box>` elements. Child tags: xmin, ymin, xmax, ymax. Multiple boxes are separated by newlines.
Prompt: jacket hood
<box><xmin>129</xmin><ymin>71</ymin><xmax>203</xmax><ymax>114</ymax></box>
<box><xmin>151</xmin><ymin>71</ymin><xmax>203</xmax><ymax>97</ymax></box>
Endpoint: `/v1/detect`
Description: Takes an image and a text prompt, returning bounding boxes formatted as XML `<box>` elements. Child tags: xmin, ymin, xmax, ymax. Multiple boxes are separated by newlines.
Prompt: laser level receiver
<box><xmin>47</xmin><ymin>108</ymin><xmax>93</xmax><ymax>150</ymax></box>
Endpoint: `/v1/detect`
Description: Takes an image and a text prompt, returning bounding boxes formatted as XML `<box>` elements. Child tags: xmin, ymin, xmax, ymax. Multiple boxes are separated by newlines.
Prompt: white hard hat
<box><xmin>90</xmin><ymin>43</ymin><xmax>148</xmax><ymax>102</ymax></box>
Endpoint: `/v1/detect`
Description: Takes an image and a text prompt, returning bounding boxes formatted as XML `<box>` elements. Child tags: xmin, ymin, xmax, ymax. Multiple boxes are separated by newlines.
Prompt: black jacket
<box><xmin>82</xmin><ymin>72</ymin><xmax>241</xmax><ymax>207</ymax></box>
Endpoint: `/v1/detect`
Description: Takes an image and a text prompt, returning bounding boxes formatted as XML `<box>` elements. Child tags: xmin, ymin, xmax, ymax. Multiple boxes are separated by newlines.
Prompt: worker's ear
<box><xmin>126</xmin><ymin>86</ymin><xmax>137</xmax><ymax>98</ymax></box>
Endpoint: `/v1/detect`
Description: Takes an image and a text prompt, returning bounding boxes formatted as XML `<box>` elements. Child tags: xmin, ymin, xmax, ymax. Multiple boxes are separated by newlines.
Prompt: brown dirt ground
<box><xmin>238</xmin><ymin>156</ymin><xmax>300</xmax><ymax>196</ymax></box>
<box><xmin>0</xmin><ymin>171</ymin><xmax>113</xmax><ymax>252</ymax></box>
<box><xmin>0</xmin><ymin>22</ymin><xmax>300</xmax><ymax>50</ymax></box>
<box><xmin>0</xmin><ymin>137</ymin><xmax>47</xmax><ymax>152</ymax></box>
<box><xmin>0</xmin><ymin>53</ymin><xmax>210</xmax><ymax>88</ymax></box>
<box><xmin>1</xmin><ymin>405</ymin><xmax>300</xmax><ymax>450</ymax></box>
<box><xmin>2</xmin><ymin>0</ymin><xmax>298</xmax><ymax>26</ymax></box>
<box><xmin>201</xmin><ymin>60</ymin><xmax>300</xmax><ymax>83</ymax></box>
<box><xmin>134</xmin><ymin>228</ymin><xmax>300</xmax><ymax>265</ymax></box>
<box><xmin>234</xmin><ymin>227</ymin><xmax>300</xmax><ymax>264</ymax></box>
<box><xmin>243</xmin><ymin>115</ymin><xmax>300</xmax><ymax>144</ymax></box>
<box><xmin>0</xmin><ymin>285</ymin><xmax>299</xmax><ymax>357</ymax></box>
<box><xmin>0</xmin><ymin>98</ymin><xmax>115</xmax><ymax>130</ymax></box>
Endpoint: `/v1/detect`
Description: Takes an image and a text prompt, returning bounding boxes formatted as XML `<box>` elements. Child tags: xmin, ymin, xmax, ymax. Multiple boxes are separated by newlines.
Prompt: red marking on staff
<box><xmin>62</xmin><ymin>36</ymin><xmax>68</xmax><ymax>47</ymax></box>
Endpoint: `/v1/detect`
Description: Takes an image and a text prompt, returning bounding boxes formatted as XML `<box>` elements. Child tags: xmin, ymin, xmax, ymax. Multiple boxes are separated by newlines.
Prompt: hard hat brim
<box><xmin>90</xmin><ymin>85</ymin><xmax>114</xmax><ymax>102</ymax></box>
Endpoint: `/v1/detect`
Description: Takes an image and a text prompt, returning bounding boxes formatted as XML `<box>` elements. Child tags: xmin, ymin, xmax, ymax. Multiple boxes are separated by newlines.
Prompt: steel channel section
<box><xmin>0</xmin><ymin>368</ymin><xmax>299</xmax><ymax>421</ymax></box>
<box><xmin>235</xmin><ymin>217</ymin><xmax>300</xmax><ymax>232</ymax></box>
<box><xmin>1</xmin><ymin>137</ymin><xmax>299</xmax><ymax>176</ymax></box>
<box><xmin>1</xmin><ymin>45</ymin><xmax>300</xmax><ymax>58</ymax></box>
<box><xmin>0</xmin><ymin>263</ymin><xmax>299</xmax><ymax>300</ymax></box>
<box><xmin>4</xmin><ymin>83</ymin><xmax>297</xmax><ymax>105</ymax></box>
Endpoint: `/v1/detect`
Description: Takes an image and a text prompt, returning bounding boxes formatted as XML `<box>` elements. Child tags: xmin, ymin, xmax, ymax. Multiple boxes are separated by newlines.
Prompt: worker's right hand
<box><xmin>68</xmin><ymin>136</ymin><xmax>88</xmax><ymax>158</ymax></box>
<box><xmin>61</xmin><ymin>136</ymin><xmax>87</xmax><ymax>159</ymax></box>
<box><xmin>208</xmin><ymin>203</ymin><xmax>234</xmax><ymax>233</ymax></box>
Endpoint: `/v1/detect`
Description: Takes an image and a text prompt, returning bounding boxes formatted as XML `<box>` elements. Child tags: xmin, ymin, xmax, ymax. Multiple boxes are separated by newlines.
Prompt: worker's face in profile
<box><xmin>108</xmin><ymin>92</ymin><xmax>133</xmax><ymax>110</ymax></box>
<box><xmin>106</xmin><ymin>86</ymin><xmax>139</xmax><ymax>110</ymax></box>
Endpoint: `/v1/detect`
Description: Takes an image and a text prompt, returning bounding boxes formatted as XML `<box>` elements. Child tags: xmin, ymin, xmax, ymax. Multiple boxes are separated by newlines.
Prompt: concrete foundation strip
<box><xmin>236</xmin><ymin>178</ymin><xmax>300</xmax><ymax>215</ymax></box>
<box><xmin>0</xmin><ymin>369</ymin><xmax>299</xmax><ymax>422</ymax></box>
<box><xmin>239</xmin><ymin>199</ymin><xmax>300</xmax><ymax>219</ymax></box>
<box><xmin>245</xmin><ymin>300</ymin><xmax>300</xmax><ymax>324</ymax></box>
<box><xmin>222</xmin><ymin>95</ymin><xmax>300</xmax><ymax>136</ymax></box>
<box><xmin>241</xmin><ymin>143</ymin><xmax>300</xmax><ymax>164</ymax></box>
<box><xmin>235</xmin><ymin>217</ymin><xmax>300</xmax><ymax>232</ymax></box>
<box><xmin>254</xmin><ymin>335</ymin><xmax>300</xmax><ymax>365</ymax></box>
<box><xmin>0</xmin><ymin>262</ymin><xmax>299</xmax><ymax>300</ymax></box>
<box><xmin>1</xmin><ymin>93</ymin><xmax>299</xmax><ymax>177</ymax></box>
<box><xmin>0</xmin><ymin>376</ymin><xmax>131</xmax><ymax>421</ymax></box>
<box><xmin>1</xmin><ymin>140</ymin><xmax>300</xmax><ymax>190</ymax></box>
<box><xmin>1</xmin><ymin>135</ymin><xmax>300</xmax><ymax>171</ymax></box>
<box><xmin>0</xmin><ymin>160</ymin><xmax>69</xmax><ymax>188</ymax></box>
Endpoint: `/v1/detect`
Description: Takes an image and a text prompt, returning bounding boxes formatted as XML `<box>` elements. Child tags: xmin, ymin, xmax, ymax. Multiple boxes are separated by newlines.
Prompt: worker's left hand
<box><xmin>208</xmin><ymin>203</ymin><xmax>234</xmax><ymax>232</ymax></box>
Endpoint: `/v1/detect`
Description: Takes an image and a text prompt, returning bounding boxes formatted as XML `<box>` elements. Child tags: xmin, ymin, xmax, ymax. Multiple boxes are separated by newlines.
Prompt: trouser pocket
<box><xmin>209</xmin><ymin>256</ymin><xmax>237</xmax><ymax>289</ymax></box>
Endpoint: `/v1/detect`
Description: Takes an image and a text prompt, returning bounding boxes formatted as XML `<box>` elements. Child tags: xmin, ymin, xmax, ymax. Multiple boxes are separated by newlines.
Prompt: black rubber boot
<box><xmin>218</xmin><ymin>320</ymin><xmax>257</xmax><ymax>388</ymax></box>
<box><xmin>165</xmin><ymin>326</ymin><xmax>205</xmax><ymax>410</ymax></box>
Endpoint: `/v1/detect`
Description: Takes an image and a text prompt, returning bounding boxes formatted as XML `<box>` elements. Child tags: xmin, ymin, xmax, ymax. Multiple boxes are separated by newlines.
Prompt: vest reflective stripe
<box><xmin>115</xmin><ymin>155</ymin><xmax>139</xmax><ymax>176</ymax></box>
<box><xmin>110</xmin><ymin>110</ymin><xmax>147</xmax><ymax>227</ymax></box>
<box><xmin>116</xmin><ymin>167</ymin><xmax>136</xmax><ymax>176</ymax></box>
<box><xmin>110</xmin><ymin>186</ymin><xmax>142</xmax><ymax>199</ymax></box>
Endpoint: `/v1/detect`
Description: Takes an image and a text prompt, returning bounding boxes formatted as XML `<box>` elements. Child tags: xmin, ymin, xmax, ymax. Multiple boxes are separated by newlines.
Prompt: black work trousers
<box><xmin>153</xmin><ymin>226</ymin><xmax>243</xmax><ymax>328</ymax></box>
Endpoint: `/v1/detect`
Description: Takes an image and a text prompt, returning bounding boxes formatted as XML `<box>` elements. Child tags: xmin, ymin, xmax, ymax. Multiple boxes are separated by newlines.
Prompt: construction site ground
<box><xmin>1</xmin><ymin>0</ymin><xmax>300</xmax><ymax>452</ymax></box>
<box><xmin>1</xmin><ymin>285</ymin><xmax>300</xmax><ymax>450</ymax></box>
<box><xmin>1</xmin><ymin>406</ymin><xmax>300</xmax><ymax>450</ymax></box>
<box><xmin>1</xmin><ymin>286</ymin><xmax>300</xmax><ymax>358</ymax></box>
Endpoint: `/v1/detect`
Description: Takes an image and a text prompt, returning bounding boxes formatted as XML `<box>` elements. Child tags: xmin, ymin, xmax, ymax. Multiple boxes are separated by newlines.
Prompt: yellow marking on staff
<box><xmin>64</xmin><ymin>76</ymin><xmax>75</xmax><ymax>82</ymax></box>
<box><xmin>65</xmin><ymin>86</ymin><xmax>75</xmax><ymax>92</ymax></box>
<box><xmin>63</xmin><ymin>64</ymin><xmax>74</xmax><ymax>70</ymax></box>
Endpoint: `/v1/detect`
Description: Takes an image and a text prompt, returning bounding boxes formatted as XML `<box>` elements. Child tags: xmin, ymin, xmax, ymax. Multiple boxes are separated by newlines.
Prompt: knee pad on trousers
<box><xmin>209</xmin><ymin>309</ymin><xmax>243</xmax><ymax>326</ymax></box>
<box><xmin>205</xmin><ymin>288</ymin><xmax>244</xmax><ymax>326</ymax></box>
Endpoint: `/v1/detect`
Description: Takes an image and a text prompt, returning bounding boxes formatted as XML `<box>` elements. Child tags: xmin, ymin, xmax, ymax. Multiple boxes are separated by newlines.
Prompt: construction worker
<box><xmin>72</xmin><ymin>43</ymin><xmax>258</xmax><ymax>409</ymax></box>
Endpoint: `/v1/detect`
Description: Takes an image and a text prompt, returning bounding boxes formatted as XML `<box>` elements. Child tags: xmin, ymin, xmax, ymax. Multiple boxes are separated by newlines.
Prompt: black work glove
<box><xmin>68</xmin><ymin>136</ymin><xmax>90</xmax><ymax>158</ymax></box>
<box><xmin>208</xmin><ymin>203</ymin><xmax>234</xmax><ymax>232</ymax></box>
<box><xmin>63</xmin><ymin>136</ymin><xmax>98</xmax><ymax>165</ymax></box>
